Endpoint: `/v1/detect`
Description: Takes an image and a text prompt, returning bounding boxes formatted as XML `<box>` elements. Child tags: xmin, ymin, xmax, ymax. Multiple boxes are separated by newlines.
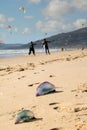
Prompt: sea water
<box><xmin>0</xmin><ymin>48</ymin><xmax>60</xmax><ymax>58</ymax></box>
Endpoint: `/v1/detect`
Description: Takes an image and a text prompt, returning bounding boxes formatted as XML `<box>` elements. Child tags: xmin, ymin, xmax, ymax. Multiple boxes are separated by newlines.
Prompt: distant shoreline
<box><xmin>0</xmin><ymin>48</ymin><xmax>60</xmax><ymax>59</ymax></box>
<box><xmin>0</xmin><ymin>47</ymin><xmax>84</xmax><ymax>59</ymax></box>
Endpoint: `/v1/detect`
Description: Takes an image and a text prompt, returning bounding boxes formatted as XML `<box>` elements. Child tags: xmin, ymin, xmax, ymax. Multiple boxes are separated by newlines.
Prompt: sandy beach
<box><xmin>0</xmin><ymin>49</ymin><xmax>87</xmax><ymax>130</ymax></box>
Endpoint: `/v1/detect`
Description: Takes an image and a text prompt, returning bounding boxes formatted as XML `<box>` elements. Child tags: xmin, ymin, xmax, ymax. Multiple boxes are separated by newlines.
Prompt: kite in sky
<box><xmin>6</xmin><ymin>25</ymin><xmax>12</xmax><ymax>33</ymax></box>
<box><xmin>6</xmin><ymin>25</ymin><xmax>12</xmax><ymax>29</ymax></box>
<box><xmin>19</xmin><ymin>6</ymin><xmax>26</xmax><ymax>13</ymax></box>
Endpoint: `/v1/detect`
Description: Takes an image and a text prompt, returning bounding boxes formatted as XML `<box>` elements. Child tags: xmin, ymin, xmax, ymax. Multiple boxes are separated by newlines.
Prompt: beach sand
<box><xmin>0</xmin><ymin>49</ymin><xmax>87</xmax><ymax>130</ymax></box>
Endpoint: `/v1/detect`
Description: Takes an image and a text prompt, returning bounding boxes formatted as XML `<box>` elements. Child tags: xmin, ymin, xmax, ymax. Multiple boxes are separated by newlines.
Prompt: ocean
<box><xmin>0</xmin><ymin>48</ymin><xmax>59</xmax><ymax>58</ymax></box>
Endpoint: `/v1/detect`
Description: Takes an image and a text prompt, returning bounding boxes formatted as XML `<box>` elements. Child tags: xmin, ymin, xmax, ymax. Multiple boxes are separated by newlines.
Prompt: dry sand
<box><xmin>0</xmin><ymin>49</ymin><xmax>87</xmax><ymax>130</ymax></box>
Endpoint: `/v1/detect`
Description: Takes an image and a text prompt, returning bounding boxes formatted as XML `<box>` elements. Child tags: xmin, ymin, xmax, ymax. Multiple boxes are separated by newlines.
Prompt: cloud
<box><xmin>36</xmin><ymin>0</ymin><xmax>75</xmax><ymax>33</ymax></box>
<box><xmin>72</xmin><ymin>0</ymin><xmax>87</xmax><ymax>11</ymax></box>
<box><xmin>43</xmin><ymin>0</ymin><xmax>74</xmax><ymax>20</ymax></box>
<box><xmin>73</xmin><ymin>19</ymin><xmax>87</xmax><ymax>28</ymax></box>
<box><xmin>36</xmin><ymin>0</ymin><xmax>87</xmax><ymax>34</ymax></box>
<box><xmin>0</xmin><ymin>14</ymin><xmax>15</xmax><ymax>23</ymax></box>
<box><xmin>36</xmin><ymin>20</ymin><xmax>68</xmax><ymax>33</ymax></box>
<box><xmin>13</xmin><ymin>27</ymin><xmax>18</xmax><ymax>33</ymax></box>
<box><xmin>22</xmin><ymin>27</ymin><xmax>31</xmax><ymax>35</ymax></box>
<box><xmin>0</xmin><ymin>23</ymin><xmax>4</xmax><ymax>28</ymax></box>
<box><xmin>0</xmin><ymin>14</ymin><xmax>6</xmax><ymax>22</ymax></box>
<box><xmin>36</xmin><ymin>18</ymin><xmax>87</xmax><ymax>34</ymax></box>
<box><xmin>7</xmin><ymin>18</ymin><xmax>15</xmax><ymax>22</ymax></box>
<box><xmin>24</xmin><ymin>15</ymin><xmax>33</xmax><ymax>20</ymax></box>
<box><xmin>0</xmin><ymin>14</ymin><xmax>16</xmax><ymax>33</ymax></box>
<box><xmin>29</xmin><ymin>0</ymin><xmax>41</xmax><ymax>4</ymax></box>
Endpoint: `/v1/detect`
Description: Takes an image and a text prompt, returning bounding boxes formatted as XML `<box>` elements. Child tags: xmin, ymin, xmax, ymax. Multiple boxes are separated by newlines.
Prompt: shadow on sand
<box><xmin>16</xmin><ymin>117</ymin><xmax>43</xmax><ymax>124</ymax></box>
<box><xmin>36</xmin><ymin>90</ymin><xmax>64</xmax><ymax>97</ymax></box>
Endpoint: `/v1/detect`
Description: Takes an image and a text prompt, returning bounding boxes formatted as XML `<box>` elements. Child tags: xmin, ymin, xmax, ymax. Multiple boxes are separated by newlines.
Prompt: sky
<box><xmin>0</xmin><ymin>0</ymin><xmax>87</xmax><ymax>44</ymax></box>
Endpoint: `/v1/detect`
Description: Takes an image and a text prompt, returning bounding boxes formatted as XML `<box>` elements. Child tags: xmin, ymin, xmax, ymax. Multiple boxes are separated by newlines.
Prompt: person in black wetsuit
<box><xmin>28</xmin><ymin>41</ymin><xmax>35</xmax><ymax>55</ymax></box>
<box><xmin>42</xmin><ymin>39</ymin><xmax>50</xmax><ymax>54</ymax></box>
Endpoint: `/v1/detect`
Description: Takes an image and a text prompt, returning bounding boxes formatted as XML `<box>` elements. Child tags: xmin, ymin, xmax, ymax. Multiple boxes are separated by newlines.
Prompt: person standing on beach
<box><xmin>28</xmin><ymin>41</ymin><xmax>35</xmax><ymax>55</ymax></box>
<box><xmin>42</xmin><ymin>39</ymin><xmax>50</xmax><ymax>54</ymax></box>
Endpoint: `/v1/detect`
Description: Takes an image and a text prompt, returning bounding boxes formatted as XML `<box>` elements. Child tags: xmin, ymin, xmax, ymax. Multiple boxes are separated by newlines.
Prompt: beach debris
<box><xmin>36</xmin><ymin>81</ymin><xmax>56</xmax><ymax>96</ymax></box>
<box><xmin>15</xmin><ymin>110</ymin><xmax>35</xmax><ymax>124</ymax></box>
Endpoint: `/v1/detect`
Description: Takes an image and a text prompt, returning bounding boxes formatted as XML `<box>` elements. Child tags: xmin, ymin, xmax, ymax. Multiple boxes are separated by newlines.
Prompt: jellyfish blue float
<box><xmin>15</xmin><ymin>110</ymin><xmax>35</xmax><ymax>124</ymax></box>
<box><xmin>36</xmin><ymin>81</ymin><xmax>56</xmax><ymax>96</ymax></box>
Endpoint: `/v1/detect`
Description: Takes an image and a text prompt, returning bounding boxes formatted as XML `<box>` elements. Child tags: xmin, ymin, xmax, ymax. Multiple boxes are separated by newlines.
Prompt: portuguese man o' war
<box><xmin>15</xmin><ymin>110</ymin><xmax>35</xmax><ymax>124</ymax></box>
<box><xmin>36</xmin><ymin>81</ymin><xmax>56</xmax><ymax>96</ymax></box>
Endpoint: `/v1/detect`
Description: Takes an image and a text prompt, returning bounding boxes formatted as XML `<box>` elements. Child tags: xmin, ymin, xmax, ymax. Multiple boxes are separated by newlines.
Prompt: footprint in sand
<box><xmin>18</xmin><ymin>76</ymin><xmax>26</xmax><ymax>80</ymax></box>
<box><xmin>41</xmin><ymin>69</ymin><xmax>45</xmax><ymax>71</ymax></box>
<box><xmin>33</xmin><ymin>70</ymin><xmax>45</xmax><ymax>74</ymax></box>
<box><xmin>28</xmin><ymin>82</ymin><xmax>40</xmax><ymax>87</ymax></box>
<box><xmin>74</xmin><ymin>106</ymin><xmax>87</xmax><ymax>113</ymax></box>
<box><xmin>49</xmin><ymin>75</ymin><xmax>55</xmax><ymax>78</ymax></box>
<box><xmin>49</xmin><ymin>102</ymin><xmax>59</xmax><ymax>106</ymax></box>
<box><xmin>52</xmin><ymin>104</ymin><xmax>87</xmax><ymax>113</ymax></box>
<box><xmin>18</xmin><ymin>68</ymin><xmax>25</xmax><ymax>71</ymax></box>
<box><xmin>75</xmin><ymin>123</ymin><xmax>87</xmax><ymax>130</ymax></box>
<box><xmin>66</xmin><ymin>58</ymin><xmax>71</xmax><ymax>61</ymax></box>
<box><xmin>71</xmin><ymin>83</ymin><xmax>87</xmax><ymax>95</ymax></box>
<box><xmin>52</xmin><ymin>103</ymin><xmax>87</xmax><ymax>123</ymax></box>
<box><xmin>40</xmin><ymin>62</ymin><xmax>45</xmax><ymax>65</ymax></box>
<box><xmin>0</xmin><ymin>74</ymin><xmax>6</xmax><ymax>76</ymax></box>
<box><xmin>50</xmin><ymin>128</ymin><xmax>69</xmax><ymax>130</ymax></box>
<box><xmin>33</xmin><ymin>72</ymin><xmax>40</xmax><ymax>74</ymax></box>
<box><xmin>6</xmin><ymin>67</ymin><xmax>12</xmax><ymax>72</ymax></box>
<box><xmin>50</xmin><ymin>128</ymin><xmax>59</xmax><ymax>130</ymax></box>
<box><xmin>8</xmin><ymin>72</ymin><xmax>12</xmax><ymax>74</ymax></box>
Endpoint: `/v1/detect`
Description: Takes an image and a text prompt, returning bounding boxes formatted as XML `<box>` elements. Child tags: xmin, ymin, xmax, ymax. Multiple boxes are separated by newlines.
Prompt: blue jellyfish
<box><xmin>36</xmin><ymin>81</ymin><xmax>56</xmax><ymax>96</ymax></box>
<box><xmin>15</xmin><ymin>110</ymin><xmax>35</xmax><ymax>124</ymax></box>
